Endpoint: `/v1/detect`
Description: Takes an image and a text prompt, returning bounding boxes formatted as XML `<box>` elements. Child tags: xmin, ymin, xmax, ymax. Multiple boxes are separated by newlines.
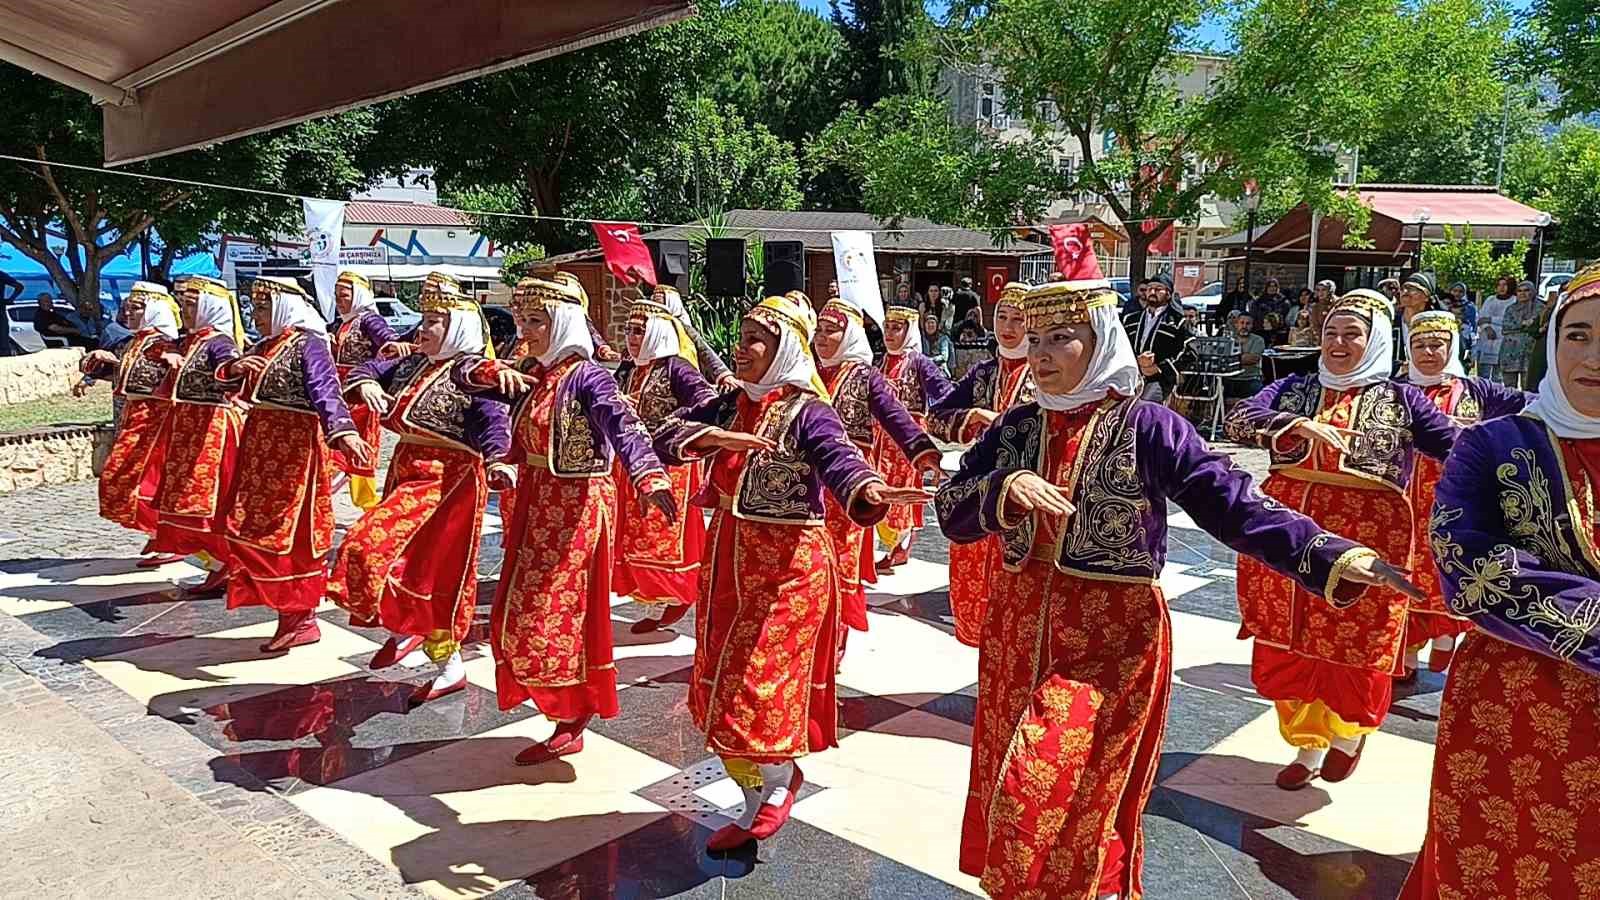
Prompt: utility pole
<box><xmin>1495</xmin><ymin>86</ymin><xmax>1512</xmax><ymax>189</ymax></box>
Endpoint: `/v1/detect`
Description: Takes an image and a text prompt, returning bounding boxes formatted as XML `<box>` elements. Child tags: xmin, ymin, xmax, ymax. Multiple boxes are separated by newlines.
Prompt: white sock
<box><xmin>1330</xmin><ymin>734</ymin><xmax>1362</xmax><ymax>755</ymax></box>
<box><xmin>758</xmin><ymin>762</ymin><xmax>795</xmax><ymax>808</ymax></box>
<box><xmin>1404</xmin><ymin>648</ymin><xmax>1420</xmax><ymax>670</ymax></box>
<box><xmin>429</xmin><ymin>651</ymin><xmax>464</xmax><ymax>691</ymax></box>
<box><xmin>398</xmin><ymin>648</ymin><xmax>430</xmax><ymax>668</ymax></box>
<box><xmin>1431</xmin><ymin>635</ymin><xmax>1455</xmax><ymax>653</ymax></box>
<box><xmin>733</xmin><ymin>784</ymin><xmax>763</xmax><ymax>829</ymax></box>
<box><xmin>1296</xmin><ymin>747</ymin><xmax>1327</xmax><ymax>769</ymax></box>
<box><xmin>1097</xmin><ymin>894</ymin><xmax>1121</xmax><ymax>900</ymax></box>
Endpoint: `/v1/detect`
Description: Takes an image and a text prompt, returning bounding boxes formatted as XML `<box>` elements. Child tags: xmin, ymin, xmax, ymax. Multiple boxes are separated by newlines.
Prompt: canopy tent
<box><xmin>0</xmin><ymin>234</ymin><xmax>222</xmax><ymax>313</ymax></box>
<box><xmin>0</xmin><ymin>1</ymin><xmax>693</xmax><ymax>165</ymax></box>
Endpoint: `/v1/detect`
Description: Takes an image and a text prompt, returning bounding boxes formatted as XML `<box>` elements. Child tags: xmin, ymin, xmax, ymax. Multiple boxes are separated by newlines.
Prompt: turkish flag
<box><xmin>1047</xmin><ymin>223</ymin><xmax>1106</xmax><ymax>282</ymax></box>
<box><xmin>1141</xmin><ymin>218</ymin><xmax>1175</xmax><ymax>256</ymax></box>
<box><xmin>984</xmin><ymin>265</ymin><xmax>1009</xmax><ymax>302</ymax></box>
<box><xmin>592</xmin><ymin>222</ymin><xmax>657</xmax><ymax>286</ymax></box>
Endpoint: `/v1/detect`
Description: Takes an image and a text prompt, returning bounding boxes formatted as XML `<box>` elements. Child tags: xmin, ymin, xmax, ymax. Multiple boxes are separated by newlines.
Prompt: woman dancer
<box><xmin>876</xmin><ymin>303</ymin><xmax>955</xmax><ymax>570</ymax></box>
<box><xmin>653</xmin><ymin>293</ymin><xmax>927</xmax><ymax>852</ymax></box>
<box><xmin>929</xmin><ymin>281</ymin><xmax>1034</xmax><ymax>646</ymax></box>
<box><xmin>330</xmin><ymin>292</ymin><xmax>510</xmax><ymax>705</ymax></box>
<box><xmin>330</xmin><ymin>270</ymin><xmax>400</xmax><ymax>509</ymax></box>
<box><xmin>1225</xmin><ymin>289</ymin><xmax>1455</xmax><ymax>790</ymax></box>
<box><xmin>1401</xmin><ymin>263</ymin><xmax>1600</xmax><ymax>899</ymax></box>
<box><xmin>937</xmin><ymin>264</ymin><xmax>1418</xmax><ymax>900</ymax></box>
<box><xmin>611</xmin><ymin>295</ymin><xmax>716</xmax><ymax>633</ymax></box>
<box><xmin>220</xmin><ymin>277</ymin><xmax>370</xmax><ymax>652</ymax></box>
<box><xmin>1395</xmin><ymin>310</ymin><xmax>1527</xmax><ymax>679</ymax></box>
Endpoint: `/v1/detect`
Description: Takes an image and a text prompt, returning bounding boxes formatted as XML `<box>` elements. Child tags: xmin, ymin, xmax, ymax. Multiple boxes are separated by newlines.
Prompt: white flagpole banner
<box><xmin>831</xmin><ymin>230</ymin><xmax>885</xmax><ymax>326</ymax></box>
<box><xmin>302</xmin><ymin>198</ymin><xmax>345</xmax><ymax>321</ymax></box>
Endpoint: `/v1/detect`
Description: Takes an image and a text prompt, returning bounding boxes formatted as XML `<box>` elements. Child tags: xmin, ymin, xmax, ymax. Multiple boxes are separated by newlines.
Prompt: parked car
<box><xmin>1539</xmin><ymin>272</ymin><xmax>1573</xmax><ymax>301</ymax></box>
<box><xmin>4</xmin><ymin>300</ymin><xmax>93</xmax><ymax>353</ymax></box>
<box><xmin>375</xmin><ymin>298</ymin><xmax>421</xmax><ymax>336</ymax></box>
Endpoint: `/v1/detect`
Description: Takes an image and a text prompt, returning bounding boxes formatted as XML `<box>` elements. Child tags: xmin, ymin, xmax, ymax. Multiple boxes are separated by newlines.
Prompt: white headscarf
<box><xmin>339</xmin><ymin>272</ymin><xmax>377</xmax><ymax>314</ymax></box>
<box><xmin>1317</xmin><ymin>289</ymin><xmax>1394</xmax><ymax>392</ymax></box>
<box><xmin>1032</xmin><ymin>293</ymin><xmax>1141</xmax><ymax>412</ymax></box>
<box><xmin>1527</xmin><ymin>266</ymin><xmax>1600</xmax><ymax>439</ymax></box>
<box><xmin>535</xmin><ymin>300</ymin><xmax>595</xmax><ymax>367</ymax></box>
<box><xmin>819</xmin><ymin>300</ymin><xmax>873</xmax><ymax>367</ymax></box>
<box><xmin>136</xmin><ymin>284</ymin><xmax>180</xmax><ymax>339</ymax></box>
<box><xmin>260</xmin><ymin>277</ymin><xmax>327</xmax><ymax>337</ymax></box>
<box><xmin>655</xmin><ymin>285</ymin><xmax>688</xmax><ymax>319</ymax></box>
<box><xmin>741</xmin><ymin>295</ymin><xmax>829</xmax><ymax>401</ymax></box>
<box><xmin>429</xmin><ymin>309</ymin><xmax>487</xmax><ymax>361</ymax></box>
<box><xmin>1405</xmin><ymin>310</ymin><xmax>1466</xmax><ymax>387</ymax></box>
<box><xmin>632</xmin><ymin>314</ymin><xmax>680</xmax><ymax>365</ymax></box>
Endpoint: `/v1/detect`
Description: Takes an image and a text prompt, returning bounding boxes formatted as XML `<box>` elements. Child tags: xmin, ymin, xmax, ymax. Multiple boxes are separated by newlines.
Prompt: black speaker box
<box><xmin>763</xmin><ymin>240</ymin><xmax>805</xmax><ymax>296</ymax></box>
<box><xmin>645</xmin><ymin>238</ymin><xmax>690</xmax><ymax>293</ymax></box>
<box><xmin>705</xmin><ymin>238</ymin><xmax>748</xmax><ymax>296</ymax></box>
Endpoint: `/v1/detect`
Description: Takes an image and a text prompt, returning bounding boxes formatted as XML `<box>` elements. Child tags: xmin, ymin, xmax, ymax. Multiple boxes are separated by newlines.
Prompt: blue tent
<box><xmin>0</xmin><ymin>232</ymin><xmax>221</xmax><ymax>313</ymax></box>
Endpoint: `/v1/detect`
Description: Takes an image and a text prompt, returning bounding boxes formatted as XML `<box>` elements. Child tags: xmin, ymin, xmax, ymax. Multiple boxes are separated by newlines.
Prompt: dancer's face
<box><xmin>994</xmin><ymin>305</ymin><xmax>1026</xmax><ymax>351</ymax></box>
<box><xmin>417</xmin><ymin>312</ymin><xmax>448</xmax><ymax>358</ymax></box>
<box><xmin>1556</xmin><ymin>297</ymin><xmax>1600</xmax><ymax>417</ymax></box>
<box><xmin>1320</xmin><ymin>313</ymin><xmax>1370</xmax><ymax>376</ymax></box>
<box><xmin>335</xmin><ymin>282</ymin><xmax>354</xmax><ymax>316</ymax></box>
<box><xmin>519</xmin><ymin>308</ymin><xmax>553</xmax><ymax>359</ymax></box>
<box><xmin>1409</xmin><ymin>333</ymin><xmax>1451</xmax><ymax>378</ymax></box>
<box><xmin>884</xmin><ymin>320</ymin><xmax>910</xmax><ymax>351</ymax></box>
<box><xmin>813</xmin><ymin>318</ymin><xmax>844</xmax><ymax>361</ymax></box>
<box><xmin>625</xmin><ymin>320</ymin><xmax>646</xmax><ymax>360</ymax></box>
<box><xmin>177</xmin><ymin>287</ymin><xmax>200</xmax><ymax>330</ymax></box>
<box><xmin>734</xmin><ymin>319</ymin><xmax>777</xmax><ymax>383</ymax></box>
<box><xmin>1028</xmin><ymin>322</ymin><xmax>1095</xmax><ymax>394</ymax></box>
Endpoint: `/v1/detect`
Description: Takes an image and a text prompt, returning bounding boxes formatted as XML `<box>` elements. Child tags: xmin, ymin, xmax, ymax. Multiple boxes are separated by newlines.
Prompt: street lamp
<box><xmin>1243</xmin><ymin>180</ymin><xmax>1260</xmax><ymax>298</ymax></box>
<box><xmin>1534</xmin><ymin>212</ymin><xmax>1552</xmax><ymax>281</ymax></box>
<box><xmin>1412</xmin><ymin>207</ymin><xmax>1432</xmax><ymax>273</ymax></box>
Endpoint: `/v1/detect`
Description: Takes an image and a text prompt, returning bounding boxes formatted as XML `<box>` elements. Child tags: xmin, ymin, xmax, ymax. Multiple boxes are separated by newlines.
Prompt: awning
<box><xmin>0</xmin><ymin>1</ymin><xmax>692</xmax><ymax>165</ymax></box>
<box><xmin>342</xmin><ymin>262</ymin><xmax>502</xmax><ymax>283</ymax></box>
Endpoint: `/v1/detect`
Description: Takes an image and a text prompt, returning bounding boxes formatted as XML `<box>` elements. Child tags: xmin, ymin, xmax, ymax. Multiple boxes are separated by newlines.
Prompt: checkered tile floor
<box><xmin>0</xmin><ymin>474</ymin><xmax>1445</xmax><ymax>899</ymax></box>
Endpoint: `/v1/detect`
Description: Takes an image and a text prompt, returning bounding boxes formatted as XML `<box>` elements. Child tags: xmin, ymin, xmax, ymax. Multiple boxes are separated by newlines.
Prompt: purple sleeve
<box><xmin>652</xmin><ymin>392</ymin><xmax>732</xmax><ymax>466</ymax></box>
<box><xmin>669</xmin><ymin>357</ymin><xmax>718</xmax><ymax>409</ymax></box>
<box><xmin>1399</xmin><ymin>383</ymin><xmax>1460</xmax><ymax>461</ymax></box>
<box><xmin>465</xmin><ymin>396</ymin><xmax>511</xmax><ymax>461</ymax></box>
<box><xmin>1140</xmin><ymin>404</ymin><xmax>1368</xmax><ymax>602</ymax></box>
<box><xmin>928</xmin><ymin>361</ymin><xmax>985</xmax><ymax>441</ymax></box>
<box><xmin>1473</xmin><ymin>377</ymin><xmax>1532</xmax><ymax>420</ymax></box>
<box><xmin>580</xmin><ymin>363</ymin><xmax>666</xmax><ymax>483</ymax></box>
<box><xmin>203</xmin><ymin>335</ymin><xmax>240</xmax><ymax>371</ymax></box>
<box><xmin>917</xmin><ymin>353</ymin><xmax>956</xmax><ymax>409</ymax></box>
<box><xmin>797</xmin><ymin>401</ymin><xmax>887</xmax><ymax>527</ymax></box>
<box><xmin>347</xmin><ymin>355</ymin><xmax>409</xmax><ymax>392</ymax></box>
<box><xmin>1431</xmin><ymin>426</ymin><xmax>1600</xmax><ymax>676</ymax></box>
<box><xmin>362</xmin><ymin>311</ymin><xmax>399</xmax><ymax>348</ymax></box>
<box><xmin>934</xmin><ymin>405</ymin><xmax>1032</xmax><ymax>544</ymax></box>
<box><xmin>302</xmin><ymin>337</ymin><xmax>357</xmax><ymax>441</ymax></box>
<box><xmin>867</xmin><ymin>367</ymin><xmax>939</xmax><ymax>463</ymax></box>
<box><xmin>1222</xmin><ymin>374</ymin><xmax>1307</xmax><ymax>450</ymax></box>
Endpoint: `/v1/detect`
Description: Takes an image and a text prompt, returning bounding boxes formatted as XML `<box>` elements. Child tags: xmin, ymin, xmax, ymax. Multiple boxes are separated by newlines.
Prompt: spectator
<box><xmin>1308</xmin><ymin>280</ymin><xmax>1338</xmax><ymax>335</ymax></box>
<box><xmin>951</xmin><ymin>277</ymin><xmax>982</xmax><ymax>323</ymax></box>
<box><xmin>1475</xmin><ymin>275</ymin><xmax>1515</xmax><ymax>382</ymax></box>
<box><xmin>1527</xmin><ymin>286</ymin><xmax>1562</xmax><ymax>387</ymax></box>
<box><xmin>922</xmin><ymin>283</ymin><xmax>955</xmax><ymax>333</ymax></box>
<box><xmin>1498</xmin><ymin>279</ymin><xmax>1539</xmax><ymax>389</ymax></box>
<box><xmin>1220</xmin><ymin>275</ymin><xmax>1252</xmax><ymax>321</ymax></box>
<box><xmin>1247</xmin><ymin>277</ymin><xmax>1288</xmax><ymax>341</ymax></box>
<box><xmin>1122</xmin><ymin>274</ymin><xmax>1195</xmax><ymax>402</ymax></box>
<box><xmin>1395</xmin><ymin>272</ymin><xmax>1439</xmax><ymax>371</ymax></box>
<box><xmin>1224</xmin><ymin>311</ymin><xmax>1267</xmax><ymax>398</ymax></box>
<box><xmin>920</xmin><ymin>312</ymin><xmax>953</xmax><ymax>375</ymax></box>
<box><xmin>1122</xmin><ymin>278</ymin><xmax>1149</xmax><ymax>316</ymax></box>
<box><xmin>34</xmin><ymin>293</ymin><xmax>93</xmax><ymax>349</ymax></box>
<box><xmin>0</xmin><ymin>270</ymin><xmax>22</xmax><ymax>356</ymax></box>
<box><xmin>952</xmin><ymin>305</ymin><xmax>988</xmax><ymax>343</ymax></box>
<box><xmin>1377</xmin><ymin>277</ymin><xmax>1400</xmax><ymax>304</ymax></box>
<box><xmin>1448</xmin><ymin>281</ymin><xmax>1477</xmax><ymax>365</ymax></box>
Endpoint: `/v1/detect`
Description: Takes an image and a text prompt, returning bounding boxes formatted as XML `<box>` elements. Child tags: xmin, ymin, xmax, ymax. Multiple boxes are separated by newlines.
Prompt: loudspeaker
<box><xmin>763</xmin><ymin>240</ymin><xmax>805</xmax><ymax>296</ymax></box>
<box><xmin>645</xmin><ymin>238</ymin><xmax>690</xmax><ymax>293</ymax></box>
<box><xmin>705</xmin><ymin>238</ymin><xmax>748</xmax><ymax>296</ymax></box>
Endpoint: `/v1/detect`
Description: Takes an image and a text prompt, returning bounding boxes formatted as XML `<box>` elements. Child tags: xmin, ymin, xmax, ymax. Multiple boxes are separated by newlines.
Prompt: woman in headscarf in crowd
<box><xmin>1498</xmin><ymin>279</ymin><xmax>1541</xmax><ymax>389</ymax></box>
<box><xmin>813</xmin><ymin>293</ymin><xmax>942</xmax><ymax>661</ymax></box>
<box><xmin>80</xmin><ymin>282</ymin><xmax>180</xmax><ymax>549</ymax></box>
<box><xmin>1401</xmin><ymin>263</ymin><xmax>1600</xmax><ymax>900</ymax></box>
<box><xmin>219</xmin><ymin>276</ymin><xmax>369</xmax><ymax>653</ymax></box>
<box><xmin>921</xmin><ymin>310</ymin><xmax>953</xmax><ymax>376</ymax></box>
<box><xmin>456</xmin><ymin>271</ymin><xmax>671</xmax><ymax>766</ymax></box>
<box><xmin>611</xmin><ymin>294</ymin><xmax>717</xmax><ymax>634</ymax></box>
<box><xmin>653</xmin><ymin>294</ymin><xmax>927</xmax><ymax>853</ymax></box>
<box><xmin>1394</xmin><ymin>272</ymin><xmax>1439</xmax><ymax>371</ymax></box>
<box><xmin>937</xmin><ymin>251</ymin><xmax>1416</xmax><ymax>900</ymax></box>
<box><xmin>929</xmin><ymin>281</ymin><xmax>1035</xmax><ymax>647</ymax></box>
<box><xmin>876</xmin><ymin>303</ymin><xmax>956</xmax><ymax>570</ymax></box>
<box><xmin>144</xmin><ymin>276</ymin><xmax>245</xmax><ymax>594</ymax></box>
<box><xmin>1225</xmin><ymin>289</ymin><xmax>1454</xmax><ymax>791</ymax></box>
<box><xmin>329</xmin><ymin>281</ymin><xmax>511</xmax><ymax>706</ymax></box>
<box><xmin>329</xmin><ymin>270</ymin><xmax>401</xmax><ymax>510</ymax></box>
<box><xmin>1394</xmin><ymin>311</ymin><xmax>1528</xmax><ymax>680</ymax></box>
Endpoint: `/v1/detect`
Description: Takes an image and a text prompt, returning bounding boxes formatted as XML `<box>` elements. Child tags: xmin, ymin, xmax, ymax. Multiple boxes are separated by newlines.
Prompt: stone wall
<box><xmin>0</xmin><ymin>425</ymin><xmax>115</xmax><ymax>493</ymax></box>
<box><xmin>0</xmin><ymin>348</ymin><xmax>85</xmax><ymax>406</ymax></box>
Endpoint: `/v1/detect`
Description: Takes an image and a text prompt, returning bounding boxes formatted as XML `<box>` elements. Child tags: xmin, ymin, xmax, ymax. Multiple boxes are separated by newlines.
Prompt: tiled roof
<box><xmin>343</xmin><ymin>201</ymin><xmax>470</xmax><ymax>227</ymax></box>
<box><xmin>639</xmin><ymin>209</ymin><xmax>1048</xmax><ymax>255</ymax></box>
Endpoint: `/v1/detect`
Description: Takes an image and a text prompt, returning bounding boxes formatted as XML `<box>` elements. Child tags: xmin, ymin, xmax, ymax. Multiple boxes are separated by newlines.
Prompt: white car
<box><xmin>5</xmin><ymin>300</ymin><xmax>84</xmax><ymax>353</ymax></box>
<box><xmin>1539</xmin><ymin>272</ymin><xmax>1573</xmax><ymax>301</ymax></box>
<box><xmin>376</xmin><ymin>298</ymin><xmax>421</xmax><ymax>335</ymax></box>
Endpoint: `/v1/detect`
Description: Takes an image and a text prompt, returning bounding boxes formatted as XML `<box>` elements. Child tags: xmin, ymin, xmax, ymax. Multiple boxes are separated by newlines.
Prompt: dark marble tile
<box><xmin>1158</xmin><ymin>681</ymin><xmax>1270</xmax><ymax>781</ymax></box>
<box><xmin>1381</xmin><ymin>674</ymin><xmax>1443</xmax><ymax>744</ymax></box>
<box><xmin>910</xmin><ymin>523</ymin><xmax>950</xmax><ymax>566</ymax></box>
<box><xmin>12</xmin><ymin>587</ymin><xmax>184</xmax><ymax>641</ymax></box>
<box><xmin>1166</xmin><ymin>579</ymin><xmax>1245</xmax><ymax>624</ymax></box>
<box><xmin>727</xmin><ymin>816</ymin><xmax>976</xmax><ymax>898</ymax></box>
<box><xmin>589</xmin><ymin>667</ymin><xmax>714</xmax><ymax>772</ymax></box>
<box><xmin>915</xmin><ymin>692</ymin><xmax>976</xmax><ymax>727</ymax></box>
<box><xmin>835</xmin><ymin>685</ymin><xmax>920</xmax><ymax>739</ymax></box>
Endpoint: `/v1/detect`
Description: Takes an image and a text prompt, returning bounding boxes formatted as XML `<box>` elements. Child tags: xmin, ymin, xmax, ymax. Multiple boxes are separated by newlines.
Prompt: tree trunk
<box><xmin>1128</xmin><ymin>230</ymin><xmax>1152</xmax><ymax>282</ymax></box>
<box><xmin>152</xmin><ymin>243</ymin><xmax>179</xmax><ymax>284</ymax></box>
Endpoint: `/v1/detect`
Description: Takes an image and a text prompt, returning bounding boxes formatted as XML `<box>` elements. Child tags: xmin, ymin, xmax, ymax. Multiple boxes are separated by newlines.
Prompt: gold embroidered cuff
<box><xmin>993</xmin><ymin>470</ymin><xmax>1033</xmax><ymax>531</ymax></box>
<box><xmin>1324</xmin><ymin>546</ymin><xmax>1379</xmax><ymax>607</ymax></box>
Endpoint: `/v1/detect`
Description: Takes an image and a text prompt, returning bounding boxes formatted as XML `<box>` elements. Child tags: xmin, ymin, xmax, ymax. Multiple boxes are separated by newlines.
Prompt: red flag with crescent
<box><xmin>592</xmin><ymin>222</ymin><xmax>657</xmax><ymax>286</ymax></box>
<box><xmin>1047</xmin><ymin>223</ymin><xmax>1106</xmax><ymax>282</ymax></box>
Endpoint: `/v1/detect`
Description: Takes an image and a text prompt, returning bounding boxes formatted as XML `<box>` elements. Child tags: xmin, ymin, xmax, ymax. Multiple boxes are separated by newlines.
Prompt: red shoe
<box><xmin>706</xmin><ymin>823</ymin><xmax>755</xmax><ymax>852</ymax></box>
<box><xmin>260</xmin><ymin>613</ymin><xmax>320</xmax><ymax>653</ymax></box>
<box><xmin>370</xmin><ymin>635</ymin><xmax>426</xmax><ymax>669</ymax></box>
<box><xmin>137</xmin><ymin>554</ymin><xmax>185</xmax><ymax>569</ymax></box>
<box><xmin>630</xmin><ymin>603</ymin><xmax>690</xmax><ymax>634</ymax></box>
<box><xmin>1322</xmin><ymin>737</ymin><xmax>1366</xmax><ymax>783</ymax></box>
<box><xmin>514</xmin><ymin>733</ymin><xmax>584</xmax><ymax>766</ymax></box>
<box><xmin>408</xmin><ymin>677</ymin><xmax>466</xmax><ymax>708</ymax></box>
<box><xmin>1428</xmin><ymin>644</ymin><xmax>1457</xmax><ymax>673</ymax></box>
<box><xmin>1275</xmin><ymin>762</ymin><xmax>1320</xmax><ymax>791</ymax></box>
<box><xmin>876</xmin><ymin>546</ymin><xmax>909</xmax><ymax>574</ymax></box>
<box><xmin>184</xmin><ymin>568</ymin><xmax>230</xmax><ymax>598</ymax></box>
<box><xmin>748</xmin><ymin>766</ymin><xmax>804</xmax><ymax>840</ymax></box>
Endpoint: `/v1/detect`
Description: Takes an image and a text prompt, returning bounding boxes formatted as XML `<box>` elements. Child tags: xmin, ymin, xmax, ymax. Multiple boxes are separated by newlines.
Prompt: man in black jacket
<box><xmin>1122</xmin><ymin>274</ymin><xmax>1195</xmax><ymax>402</ymax></box>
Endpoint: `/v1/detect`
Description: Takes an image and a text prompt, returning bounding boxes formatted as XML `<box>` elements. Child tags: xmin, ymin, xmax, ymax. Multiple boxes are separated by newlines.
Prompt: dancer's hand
<box><xmin>1290</xmin><ymin>420</ymin><xmax>1354</xmax><ymax>454</ymax></box>
<box><xmin>862</xmin><ymin>482</ymin><xmax>932</xmax><ymax>506</ymax></box>
<box><xmin>1137</xmin><ymin>351</ymin><xmax>1159</xmax><ymax>376</ymax></box>
<box><xmin>71</xmin><ymin>380</ymin><xmax>89</xmax><ymax>397</ymax></box>
<box><xmin>357</xmin><ymin>382</ymin><xmax>392</xmax><ymax>416</ymax></box>
<box><xmin>82</xmin><ymin>349</ymin><xmax>116</xmax><ymax>370</ymax></box>
<box><xmin>333</xmin><ymin>434</ymin><xmax>374</xmax><ymax>468</ymax></box>
<box><xmin>496</xmin><ymin>365</ymin><xmax>533</xmax><ymax>397</ymax></box>
<box><xmin>691</xmin><ymin>429</ymin><xmax>775</xmax><ymax>453</ymax></box>
<box><xmin>718</xmin><ymin>374</ymin><xmax>741</xmax><ymax>391</ymax></box>
<box><xmin>1004</xmin><ymin>472</ymin><xmax>1075</xmax><ymax>520</ymax></box>
<box><xmin>233</xmin><ymin>355</ymin><xmax>269</xmax><ymax>377</ymax></box>
<box><xmin>1340</xmin><ymin>555</ymin><xmax>1423</xmax><ymax>601</ymax></box>
<box><xmin>380</xmin><ymin>342</ymin><xmax>415</xmax><ymax>359</ymax></box>
<box><xmin>487</xmin><ymin>464</ymin><xmax>516</xmax><ymax>492</ymax></box>
<box><xmin>160</xmin><ymin>351</ymin><xmax>183</xmax><ymax>369</ymax></box>
<box><xmin>916</xmin><ymin>454</ymin><xmax>947</xmax><ymax>486</ymax></box>
<box><xmin>640</xmin><ymin>489</ymin><xmax>678</xmax><ymax>525</ymax></box>
<box><xmin>969</xmin><ymin>409</ymin><xmax>999</xmax><ymax>429</ymax></box>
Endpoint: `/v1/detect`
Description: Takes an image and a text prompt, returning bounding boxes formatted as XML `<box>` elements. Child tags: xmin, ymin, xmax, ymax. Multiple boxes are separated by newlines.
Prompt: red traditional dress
<box><xmin>329</xmin><ymin>272</ymin><xmax>399</xmax><ymax>510</ymax></box>
<box><xmin>89</xmin><ymin>286</ymin><xmax>180</xmax><ymax>537</ymax></box>
<box><xmin>219</xmin><ymin>280</ymin><xmax>356</xmax><ymax>638</ymax></box>
<box><xmin>147</xmin><ymin>324</ymin><xmax>242</xmax><ymax>562</ymax></box>
<box><xmin>874</xmin><ymin>332</ymin><xmax>953</xmax><ymax>555</ymax></box>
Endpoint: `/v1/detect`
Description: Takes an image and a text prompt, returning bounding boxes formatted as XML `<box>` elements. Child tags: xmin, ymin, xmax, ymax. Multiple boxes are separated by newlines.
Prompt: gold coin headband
<box><xmin>1021</xmin><ymin>283</ymin><xmax>1118</xmax><ymax>330</ymax></box>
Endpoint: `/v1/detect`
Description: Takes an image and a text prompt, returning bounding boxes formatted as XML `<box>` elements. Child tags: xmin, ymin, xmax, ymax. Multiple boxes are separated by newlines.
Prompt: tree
<box><xmin>831</xmin><ymin>0</ymin><xmax>936</xmax><ymax>107</ymax></box>
<box><xmin>634</xmin><ymin>98</ymin><xmax>805</xmax><ymax>223</ymax></box>
<box><xmin>0</xmin><ymin>63</ymin><xmax>389</xmax><ymax>319</ymax></box>
<box><xmin>1359</xmin><ymin>81</ymin><xmax>1547</xmax><ymax>186</ymax></box>
<box><xmin>1420</xmin><ymin>225</ymin><xmax>1530</xmax><ymax>296</ymax></box>
<box><xmin>1504</xmin><ymin>121</ymin><xmax>1600</xmax><ymax>261</ymax></box>
<box><xmin>882</xmin><ymin>0</ymin><xmax>1513</xmax><ymax>277</ymax></box>
<box><xmin>1519</xmin><ymin>0</ymin><xmax>1600</xmax><ymax>116</ymax></box>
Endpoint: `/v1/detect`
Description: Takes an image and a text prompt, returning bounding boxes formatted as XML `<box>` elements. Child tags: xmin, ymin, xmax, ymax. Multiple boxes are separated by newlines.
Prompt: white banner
<box><xmin>302</xmin><ymin>198</ymin><xmax>345</xmax><ymax>321</ymax></box>
<box><xmin>831</xmin><ymin>230</ymin><xmax>884</xmax><ymax>326</ymax></box>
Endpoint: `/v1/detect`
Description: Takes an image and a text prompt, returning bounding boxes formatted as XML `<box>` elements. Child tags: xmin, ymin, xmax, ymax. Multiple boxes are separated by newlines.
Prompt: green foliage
<box><xmin>1503</xmin><ymin>121</ymin><xmax>1600</xmax><ymax>261</ymax></box>
<box><xmin>1420</xmin><ymin>224</ymin><xmax>1531</xmax><ymax>295</ymax></box>
<box><xmin>635</xmin><ymin>98</ymin><xmax>804</xmax><ymax>223</ymax></box>
<box><xmin>808</xmin><ymin>95</ymin><xmax>1060</xmax><ymax>236</ymax></box>
<box><xmin>497</xmin><ymin>244</ymin><xmax>549</xmax><ymax>287</ymax></box>
<box><xmin>1519</xmin><ymin>0</ymin><xmax>1600</xmax><ymax>116</ymax></box>
<box><xmin>710</xmin><ymin>1</ymin><xmax>851</xmax><ymax>147</ymax></box>
<box><xmin>831</xmin><ymin>0</ymin><xmax>937</xmax><ymax>105</ymax></box>
<box><xmin>680</xmin><ymin>210</ymin><xmax>764</xmax><ymax>357</ymax></box>
<box><xmin>1359</xmin><ymin>81</ymin><xmax>1545</xmax><ymax>186</ymax></box>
